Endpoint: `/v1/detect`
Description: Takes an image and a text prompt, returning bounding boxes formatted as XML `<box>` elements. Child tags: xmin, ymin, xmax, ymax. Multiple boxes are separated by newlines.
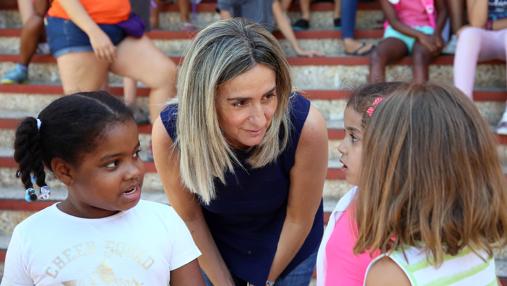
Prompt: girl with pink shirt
<box><xmin>316</xmin><ymin>82</ymin><xmax>404</xmax><ymax>286</ymax></box>
<box><xmin>369</xmin><ymin>0</ymin><xmax>447</xmax><ymax>83</ymax></box>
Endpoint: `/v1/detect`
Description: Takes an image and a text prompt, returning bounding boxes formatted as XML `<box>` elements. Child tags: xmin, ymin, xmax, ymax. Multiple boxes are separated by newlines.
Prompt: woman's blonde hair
<box><xmin>354</xmin><ymin>83</ymin><xmax>507</xmax><ymax>265</ymax></box>
<box><xmin>176</xmin><ymin>18</ymin><xmax>292</xmax><ymax>204</ymax></box>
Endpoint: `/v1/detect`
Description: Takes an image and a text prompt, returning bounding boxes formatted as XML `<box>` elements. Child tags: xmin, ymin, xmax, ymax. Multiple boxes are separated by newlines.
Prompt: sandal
<box><xmin>333</xmin><ymin>18</ymin><xmax>341</xmax><ymax>29</ymax></box>
<box><xmin>345</xmin><ymin>42</ymin><xmax>374</xmax><ymax>56</ymax></box>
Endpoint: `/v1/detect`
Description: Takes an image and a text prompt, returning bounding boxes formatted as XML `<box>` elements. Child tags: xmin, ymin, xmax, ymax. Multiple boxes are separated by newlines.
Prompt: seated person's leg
<box><xmin>111</xmin><ymin>36</ymin><xmax>177</xmax><ymax>123</ymax></box>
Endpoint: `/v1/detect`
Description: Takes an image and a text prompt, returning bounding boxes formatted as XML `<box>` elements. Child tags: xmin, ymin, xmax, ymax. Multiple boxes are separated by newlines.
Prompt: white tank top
<box><xmin>365</xmin><ymin>246</ymin><xmax>497</xmax><ymax>286</ymax></box>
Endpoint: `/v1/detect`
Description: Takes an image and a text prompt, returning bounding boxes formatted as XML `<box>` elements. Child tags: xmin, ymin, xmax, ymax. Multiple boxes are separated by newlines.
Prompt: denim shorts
<box><xmin>45</xmin><ymin>16</ymin><xmax>126</xmax><ymax>58</ymax></box>
<box><xmin>384</xmin><ymin>25</ymin><xmax>434</xmax><ymax>54</ymax></box>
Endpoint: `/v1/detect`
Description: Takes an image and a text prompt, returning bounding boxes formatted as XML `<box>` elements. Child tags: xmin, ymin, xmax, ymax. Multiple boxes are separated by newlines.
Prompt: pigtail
<box><xmin>13</xmin><ymin>117</ymin><xmax>48</xmax><ymax>200</ymax></box>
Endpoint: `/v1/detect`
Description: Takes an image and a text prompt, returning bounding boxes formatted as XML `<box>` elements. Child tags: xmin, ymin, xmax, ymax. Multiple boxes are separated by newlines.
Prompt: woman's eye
<box><xmin>232</xmin><ymin>100</ymin><xmax>246</xmax><ymax>107</ymax></box>
<box><xmin>264</xmin><ymin>93</ymin><xmax>276</xmax><ymax>99</ymax></box>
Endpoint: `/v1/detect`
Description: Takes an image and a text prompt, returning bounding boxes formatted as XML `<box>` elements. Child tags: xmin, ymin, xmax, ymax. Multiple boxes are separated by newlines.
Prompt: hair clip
<box><xmin>39</xmin><ymin>186</ymin><xmax>51</xmax><ymax>200</ymax></box>
<box><xmin>25</xmin><ymin>188</ymin><xmax>38</xmax><ymax>202</ymax></box>
<box><xmin>366</xmin><ymin>96</ymin><xmax>384</xmax><ymax>117</ymax></box>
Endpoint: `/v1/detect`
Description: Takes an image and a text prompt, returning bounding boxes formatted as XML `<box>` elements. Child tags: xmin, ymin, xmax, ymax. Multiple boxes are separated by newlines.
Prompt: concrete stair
<box><xmin>0</xmin><ymin>0</ymin><xmax>506</xmax><ymax>282</ymax></box>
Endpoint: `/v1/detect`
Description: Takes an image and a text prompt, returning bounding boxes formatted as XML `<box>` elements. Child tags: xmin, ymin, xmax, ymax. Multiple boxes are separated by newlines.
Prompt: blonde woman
<box><xmin>152</xmin><ymin>18</ymin><xmax>328</xmax><ymax>286</ymax></box>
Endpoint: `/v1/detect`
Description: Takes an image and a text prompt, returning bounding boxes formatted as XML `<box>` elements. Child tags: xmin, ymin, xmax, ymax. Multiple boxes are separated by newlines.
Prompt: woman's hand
<box><xmin>88</xmin><ymin>27</ymin><xmax>116</xmax><ymax>62</ymax></box>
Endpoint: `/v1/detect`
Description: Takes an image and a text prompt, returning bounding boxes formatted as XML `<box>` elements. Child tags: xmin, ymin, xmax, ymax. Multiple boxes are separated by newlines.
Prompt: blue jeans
<box><xmin>341</xmin><ymin>0</ymin><xmax>358</xmax><ymax>39</ymax></box>
<box><xmin>202</xmin><ymin>252</ymin><xmax>317</xmax><ymax>286</ymax></box>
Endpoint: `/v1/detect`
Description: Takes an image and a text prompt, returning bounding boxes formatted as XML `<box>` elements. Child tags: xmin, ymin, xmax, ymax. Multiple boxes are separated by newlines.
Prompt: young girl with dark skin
<box><xmin>2</xmin><ymin>91</ymin><xmax>203</xmax><ymax>285</ymax></box>
<box><xmin>369</xmin><ymin>0</ymin><xmax>447</xmax><ymax>83</ymax></box>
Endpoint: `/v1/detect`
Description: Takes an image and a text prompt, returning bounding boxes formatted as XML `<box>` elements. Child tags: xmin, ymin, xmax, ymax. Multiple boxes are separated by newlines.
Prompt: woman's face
<box><xmin>216</xmin><ymin>64</ymin><xmax>278</xmax><ymax>149</ymax></box>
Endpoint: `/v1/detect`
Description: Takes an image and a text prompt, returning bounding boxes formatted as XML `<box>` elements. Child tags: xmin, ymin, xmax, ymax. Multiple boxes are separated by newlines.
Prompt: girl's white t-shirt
<box><xmin>1</xmin><ymin>200</ymin><xmax>201</xmax><ymax>285</ymax></box>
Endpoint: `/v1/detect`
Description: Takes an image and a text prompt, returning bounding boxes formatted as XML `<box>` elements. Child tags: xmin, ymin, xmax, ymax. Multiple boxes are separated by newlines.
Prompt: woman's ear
<box><xmin>50</xmin><ymin>158</ymin><xmax>74</xmax><ymax>186</ymax></box>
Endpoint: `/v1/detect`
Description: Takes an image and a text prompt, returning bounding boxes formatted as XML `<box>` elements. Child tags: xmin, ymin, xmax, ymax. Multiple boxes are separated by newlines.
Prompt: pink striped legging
<box><xmin>453</xmin><ymin>27</ymin><xmax>507</xmax><ymax>98</ymax></box>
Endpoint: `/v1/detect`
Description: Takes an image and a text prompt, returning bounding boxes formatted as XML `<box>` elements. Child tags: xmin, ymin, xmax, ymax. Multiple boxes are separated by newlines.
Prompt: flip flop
<box><xmin>345</xmin><ymin>42</ymin><xmax>375</xmax><ymax>56</ymax></box>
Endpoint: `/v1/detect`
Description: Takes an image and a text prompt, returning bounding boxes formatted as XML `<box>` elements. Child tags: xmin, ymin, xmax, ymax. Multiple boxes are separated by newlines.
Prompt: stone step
<box><xmin>0</xmin><ymin>2</ymin><xmax>384</xmax><ymax>30</ymax></box>
<box><xmin>1</xmin><ymin>83</ymin><xmax>506</xmax><ymax>124</ymax></box>
<box><xmin>0</xmin><ymin>154</ymin><xmax>352</xmax><ymax>207</ymax></box>
<box><xmin>0</xmin><ymin>54</ymin><xmax>505</xmax><ymax>90</ymax></box>
<box><xmin>0</xmin><ymin>32</ymin><xmax>381</xmax><ymax>57</ymax></box>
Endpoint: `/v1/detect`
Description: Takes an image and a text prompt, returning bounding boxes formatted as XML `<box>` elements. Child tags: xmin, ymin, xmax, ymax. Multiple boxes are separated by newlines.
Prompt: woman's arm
<box><xmin>467</xmin><ymin>0</ymin><xmax>488</xmax><ymax>27</ymax></box>
<box><xmin>365</xmin><ymin>257</ymin><xmax>411</xmax><ymax>286</ymax></box>
<box><xmin>151</xmin><ymin>118</ymin><xmax>235</xmax><ymax>286</ymax></box>
<box><xmin>266</xmin><ymin>106</ymin><xmax>328</xmax><ymax>283</ymax></box>
<box><xmin>170</xmin><ymin>260</ymin><xmax>205</xmax><ymax>286</ymax></box>
<box><xmin>55</xmin><ymin>0</ymin><xmax>116</xmax><ymax>62</ymax></box>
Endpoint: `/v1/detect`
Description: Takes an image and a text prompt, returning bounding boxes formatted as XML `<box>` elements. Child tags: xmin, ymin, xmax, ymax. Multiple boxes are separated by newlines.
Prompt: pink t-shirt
<box><xmin>324</xmin><ymin>206</ymin><xmax>380</xmax><ymax>286</ymax></box>
<box><xmin>396</xmin><ymin>0</ymin><xmax>433</xmax><ymax>27</ymax></box>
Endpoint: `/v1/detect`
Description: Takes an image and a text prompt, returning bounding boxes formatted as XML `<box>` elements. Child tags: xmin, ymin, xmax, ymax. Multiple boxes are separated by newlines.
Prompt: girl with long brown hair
<box><xmin>357</xmin><ymin>83</ymin><xmax>507</xmax><ymax>285</ymax></box>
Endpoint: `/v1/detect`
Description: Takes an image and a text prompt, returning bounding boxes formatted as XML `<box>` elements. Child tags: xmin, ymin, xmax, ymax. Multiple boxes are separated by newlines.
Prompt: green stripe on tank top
<box><xmin>424</xmin><ymin>260</ymin><xmax>491</xmax><ymax>286</ymax></box>
<box><xmin>405</xmin><ymin>248</ymin><xmax>473</xmax><ymax>273</ymax></box>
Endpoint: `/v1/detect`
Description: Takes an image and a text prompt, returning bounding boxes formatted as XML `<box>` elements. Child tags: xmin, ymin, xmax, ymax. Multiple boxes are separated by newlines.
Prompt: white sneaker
<box><xmin>442</xmin><ymin>35</ymin><xmax>457</xmax><ymax>55</ymax></box>
<box><xmin>496</xmin><ymin>111</ymin><xmax>507</xmax><ymax>135</ymax></box>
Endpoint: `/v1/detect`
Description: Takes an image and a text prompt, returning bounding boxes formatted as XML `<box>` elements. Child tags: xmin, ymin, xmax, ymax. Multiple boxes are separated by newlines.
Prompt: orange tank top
<box><xmin>48</xmin><ymin>0</ymin><xmax>131</xmax><ymax>24</ymax></box>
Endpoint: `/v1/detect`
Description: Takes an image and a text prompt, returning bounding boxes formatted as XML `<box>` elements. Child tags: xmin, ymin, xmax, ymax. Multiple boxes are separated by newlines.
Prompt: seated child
<box><xmin>369</xmin><ymin>0</ymin><xmax>447</xmax><ymax>83</ymax></box>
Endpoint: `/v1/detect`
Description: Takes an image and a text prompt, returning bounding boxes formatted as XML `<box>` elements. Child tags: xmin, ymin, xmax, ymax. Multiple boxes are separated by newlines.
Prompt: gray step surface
<box><xmin>0</xmin><ymin>35</ymin><xmax>380</xmax><ymax>57</ymax></box>
<box><xmin>0</xmin><ymin>61</ymin><xmax>505</xmax><ymax>91</ymax></box>
<box><xmin>0</xmin><ymin>88</ymin><xmax>505</xmax><ymax>125</ymax></box>
<box><xmin>0</xmin><ymin>9</ymin><xmax>384</xmax><ymax>30</ymax></box>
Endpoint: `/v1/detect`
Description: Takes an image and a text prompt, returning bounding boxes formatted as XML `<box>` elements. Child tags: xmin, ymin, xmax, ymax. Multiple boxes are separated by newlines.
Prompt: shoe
<box><xmin>497</xmin><ymin>121</ymin><xmax>507</xmax><ymax>135</ymax></box>
<box><xmin>345</xmin><ymin>42</ymin><xmax>374</xmax><ymax>56</ymax></box>
<box><xmin>293</xmin><ymin>19</ymin><xmax>310</xmax><ymax>31</ymax></box>
<box><xmin>442</xmin><ymin>35</ymin><xmax>457</xmax><ymax>54</ymax></box>
<box><xmin>1</xmin><ymin>64</ymin><xmax>28</xmax><ymax>84</ymax></box>
<box><xmin>497</xmin><ymin>112</ymin><xmax>507</xmax><ymax>135</ymax></box>
<box><xmin>333</xmin><ymin>18</ymin><xmax>341</xmax><ymax>29</ymax></box>
<box><xmin>36</xmin><ymin>42</ymin><xmax>50</xmax><ymax>55</ymax></box>
<box><xmin>128</xmin><ymin>105</ymin><xmax>151</xmax><ymax>125</ymax></box>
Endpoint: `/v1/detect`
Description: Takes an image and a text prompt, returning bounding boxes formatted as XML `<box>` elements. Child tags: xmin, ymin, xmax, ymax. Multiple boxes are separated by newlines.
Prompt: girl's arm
<box><xmin>170</xmin><ymin>260</ymin><xmax>205</xmax><ymax>286</ymax></box>
<box><xmin>365</xmin><ymin>257</ymin><xmax>411</xmax><ymax>286</ymax></box>
<box><xmin>272</xmin><ymin>0</ymin><xmax>321</xmax><ymax>57</ymax></box>
<box><xmin>379</xmin><ymin>0</ymin><xmax>437</xmax><ymax>52</ymax></box>
<box><xmin>467</xmin><ymin>0</ymin><xmax>488</xmax><ymax>27</ymax></box>
<box><xmin>56</xmin><ymin>0</ymin><xmax>116</xmax><ymax>62</ymax></box>
<box><xmin>151</xmin><ymin>118</ymin><xmax>235</xmax><ymax>286</ymax></box>
<box><xmin>432</xmin><ymin>0</ymin><xmax>447</xmax><ymax>49</ymax></box>
<box><xmin>266</xmin><ymin>106</ymin><xmax>328</xmax><ymax>283</ymax></box>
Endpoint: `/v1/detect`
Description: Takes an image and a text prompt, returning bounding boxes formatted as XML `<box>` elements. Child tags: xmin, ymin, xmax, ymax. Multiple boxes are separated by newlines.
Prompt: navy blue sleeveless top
<box><xmin>160</xmin><ymin>93</ymin><xmax>324</xmax><ymax>285</ymax></box>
